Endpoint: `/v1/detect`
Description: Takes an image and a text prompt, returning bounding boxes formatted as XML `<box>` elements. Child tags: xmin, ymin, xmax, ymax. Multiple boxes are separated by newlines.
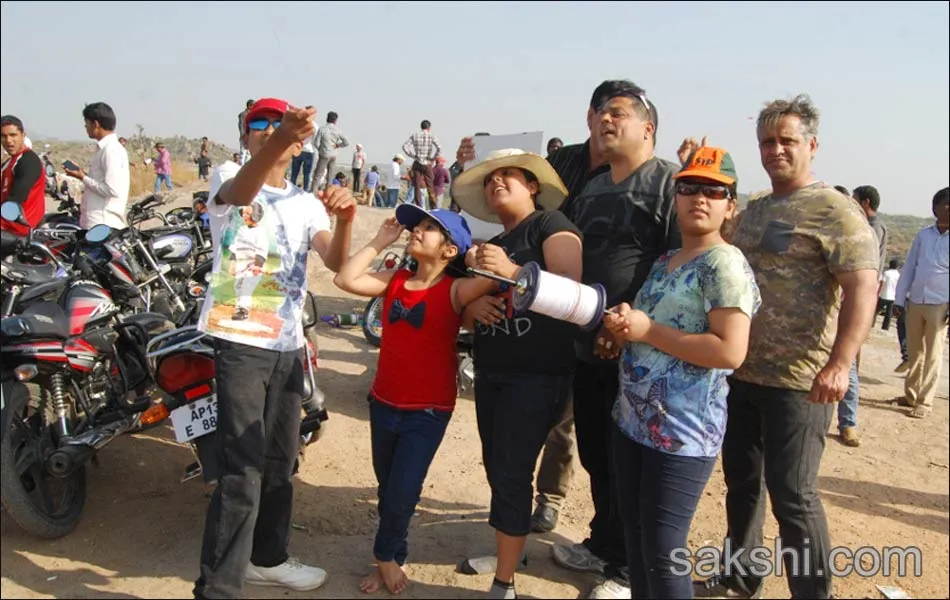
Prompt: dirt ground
<box><xmin>2</xmin><ymin>192</ymin><xmax>948</xmax><ymax>599</ymax></box>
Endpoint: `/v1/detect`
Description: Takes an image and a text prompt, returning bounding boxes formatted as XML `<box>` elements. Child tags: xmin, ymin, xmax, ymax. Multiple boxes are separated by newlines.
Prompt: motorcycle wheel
<box><xmin>0</xmin><ymin>383</ymin><xmax>87</xmax><ymax>539</ymax></box>
<box><xmin>362</xmin><ymin>297</ymin><xmax>384</xmax><ymax>348</ymax></box>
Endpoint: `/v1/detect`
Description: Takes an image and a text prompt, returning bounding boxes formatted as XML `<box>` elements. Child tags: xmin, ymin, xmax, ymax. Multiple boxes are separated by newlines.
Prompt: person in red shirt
<box><xmin>334</xmin><ymin>205</ymin><xmax>495</xmax><ymax>595</ymax></box>
<box><xmin>1</xmin><ymin>115</ymin><xmax>46</xmax><ymax>236</ymax></box>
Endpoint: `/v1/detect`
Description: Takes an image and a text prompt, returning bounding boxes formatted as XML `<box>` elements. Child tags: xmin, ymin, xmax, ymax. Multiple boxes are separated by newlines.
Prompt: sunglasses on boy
<box><xmin>675</xmin><ymin>182</ymin><xmax>732</xmax><ymax>200</ymax></box>
<box><xmin>247</xmin><ymin>118</ymin><xmax>282</xmax><ymax>132</ymax></box>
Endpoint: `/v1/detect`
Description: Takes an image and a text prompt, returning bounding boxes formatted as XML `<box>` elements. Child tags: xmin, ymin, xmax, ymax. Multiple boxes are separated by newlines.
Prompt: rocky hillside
<box><xmin>34</xmin><ymin>129</ymin><xmax>234</xmax><ymax>168</ymax></box>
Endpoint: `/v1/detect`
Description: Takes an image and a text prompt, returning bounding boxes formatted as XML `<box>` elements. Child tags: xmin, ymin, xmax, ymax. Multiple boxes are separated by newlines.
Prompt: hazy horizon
<box><xmin>2</xmin><ymin>0</ymin><xmax>947</xmax><ymax>218</ymax></box>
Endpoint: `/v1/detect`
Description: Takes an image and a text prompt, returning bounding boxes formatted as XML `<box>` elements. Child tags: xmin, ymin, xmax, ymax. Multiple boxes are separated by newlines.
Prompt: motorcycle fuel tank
<box><xmin>63</xmin><ymin>281</ymin><xmax>118</xmax><ymax>336</ymax></box>
<box><xmin>151</xmin><ymin>233</ymin><xmax>194</xmax><ymax>261</ymax></box>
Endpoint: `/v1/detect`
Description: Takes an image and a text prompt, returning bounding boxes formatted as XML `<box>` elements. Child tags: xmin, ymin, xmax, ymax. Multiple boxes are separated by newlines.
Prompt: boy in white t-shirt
<box><xmin>878</xmin><ymin>258</ymin><xmax>901</xmax><ymax>331</ymax></box>
<box><xmin>193</xmin><ymin>98</ymin><xmax>356</xmax><ymax>599</ymax></box>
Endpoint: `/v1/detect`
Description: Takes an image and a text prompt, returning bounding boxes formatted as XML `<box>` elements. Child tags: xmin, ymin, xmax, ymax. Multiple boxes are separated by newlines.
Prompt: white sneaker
<box><xmin>587</xmin><ymin>577</ymin><xmax>632</xmax><ymax>599</ymax></box>
<box><xmin>244</xmin><ymin>557</ymin><xmax>328</xmax><ymax>591</ymax></box>
<box><xmin>552</xmin><ymin>542</ymin><xmax>607</xmax><ymax>574</ymax></box>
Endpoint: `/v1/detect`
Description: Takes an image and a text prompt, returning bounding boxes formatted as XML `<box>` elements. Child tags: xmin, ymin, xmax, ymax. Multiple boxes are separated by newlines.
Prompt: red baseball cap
<box><xmin>244</xmin><ymin>98</ymin><xmax>289</xmax><ymax>131</ymax></box>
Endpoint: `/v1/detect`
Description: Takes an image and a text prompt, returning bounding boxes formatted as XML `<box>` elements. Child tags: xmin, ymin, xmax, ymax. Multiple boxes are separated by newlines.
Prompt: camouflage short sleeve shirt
<box><xmin>730</xmin><ymin>182</ymin><xmax>880</xmax><ymax>391</ymax></box>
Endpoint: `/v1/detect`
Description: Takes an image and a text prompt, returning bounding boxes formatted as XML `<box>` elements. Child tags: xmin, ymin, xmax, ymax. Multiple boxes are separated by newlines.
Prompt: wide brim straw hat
<box><xmin>451</xmin><ymin>148</ymin><xmax>568</xmax><ymax>223</ymax></box>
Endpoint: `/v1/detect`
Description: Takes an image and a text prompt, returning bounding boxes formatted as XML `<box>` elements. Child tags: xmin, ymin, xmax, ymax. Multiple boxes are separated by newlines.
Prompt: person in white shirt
<box><xmin>877</xmin><ymin>258</ymin><xmax>901</xmax><ymax>331</ymax></box>
<box><xmin>383</xmin><ymin>154</ymin><xmax>406</xmax><ymax>208</ymax></box>
<box><xmin>351</xmin><ymin>143</ymin><xmax>366</xmax><ymax>194</ymax></box>
<box><xmin>63</xmin><ymin>102</ymin><xmax>130</xmax><ymax>230</ymax></box>
<box><xmin>192</xmin><ymin>98</ymin><xmax>356</xmax><ymax>599</ymax></box>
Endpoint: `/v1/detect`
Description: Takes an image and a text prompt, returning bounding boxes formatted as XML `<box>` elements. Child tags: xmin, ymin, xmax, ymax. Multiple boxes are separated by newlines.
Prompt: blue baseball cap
<box><xmin>395</xmin><ymin>205</ymin><xmax>472</xmax><ymax>256</ymax></box>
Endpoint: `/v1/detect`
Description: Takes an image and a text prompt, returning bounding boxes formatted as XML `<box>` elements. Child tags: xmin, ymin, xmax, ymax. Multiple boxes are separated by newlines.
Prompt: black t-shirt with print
<box><xmin>561</xmin><ymin>156</ymin><xmax>682</xmax><ymax>363</ymax></box>
<box><xmin>473</xmin><ymin>210</ymin><xmax>583</xmax><ymax>375</ymax></box>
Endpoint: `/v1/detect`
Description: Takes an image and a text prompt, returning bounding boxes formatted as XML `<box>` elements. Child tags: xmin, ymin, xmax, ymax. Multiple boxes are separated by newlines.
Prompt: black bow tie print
<box><xmin>389</xmin><ymin>298</ymin><xmax>427</xmax><ymax>328</ymax></box>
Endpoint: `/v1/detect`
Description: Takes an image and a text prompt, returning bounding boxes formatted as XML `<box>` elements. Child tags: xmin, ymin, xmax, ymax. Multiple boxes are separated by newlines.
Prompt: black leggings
<box><xmin>474</xmin><ymin>371</ymin><xmax>571</xmax><ymax>536</ymax></box>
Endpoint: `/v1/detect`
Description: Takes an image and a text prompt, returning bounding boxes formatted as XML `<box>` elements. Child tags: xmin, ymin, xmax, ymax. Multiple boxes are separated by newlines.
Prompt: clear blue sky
<box><xmin>2</xmin><ymin>0</ymin><xmax>947</xmax><ymax>217</ymax></box>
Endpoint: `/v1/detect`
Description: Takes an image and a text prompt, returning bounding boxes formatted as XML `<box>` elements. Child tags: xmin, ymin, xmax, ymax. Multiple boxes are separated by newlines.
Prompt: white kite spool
<box><xmin>512</xmin><ymin>262</ymin><xmax>606</xmax><ymax>331</ymax></box>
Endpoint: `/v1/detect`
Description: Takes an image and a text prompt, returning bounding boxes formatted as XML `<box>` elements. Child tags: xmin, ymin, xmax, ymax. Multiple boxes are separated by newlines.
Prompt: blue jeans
<box><xmin>154</xmin><ymin>173</ymin><xmax>173</xmax><ymax>193</ymax></box>
<box><xmin>611</xmin><ymin>425</ymin><xmax>715</xmax><ymax>599</ymax></box>
<box><xmin>290</xmin><ymin>151</ymin><xmax>314</xmax><ymax>190</ymax></box>
<box><xmin>369</xmin><ymin>396</ymin><xmax>451</xmax><ymax>565</ymax></box>
<box><xmin>897</xmin><ymin>310</ymin><xmax>909</xmax><ymax>361</ymax></box>
<box><xmin>837</xmin><ymin>360</ymin><xmax>859</xmax><ymax>430</ymax></box>
<box><xmin>385</xmin><ymin>188</ymin><xmax>399</xmax><ymax>208</ymax></box>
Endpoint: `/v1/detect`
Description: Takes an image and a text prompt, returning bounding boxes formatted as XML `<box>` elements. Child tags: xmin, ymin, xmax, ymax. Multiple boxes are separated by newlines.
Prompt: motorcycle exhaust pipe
<box><xmin>47</xmin><ymin>415</ymin><xmax>136</xmax><ymax>477</ymax></box>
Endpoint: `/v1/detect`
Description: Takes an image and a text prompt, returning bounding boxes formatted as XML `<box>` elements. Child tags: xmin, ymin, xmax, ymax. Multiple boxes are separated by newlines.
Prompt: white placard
<box><xmin>458</xmin><ymin>131</ymin><xmax>544</xmax><ymax>241</ymax></box>
<box><xmin>463</xmin><ymin>131</ymin><xmax>545</xmax><ymax>172</ymax></box>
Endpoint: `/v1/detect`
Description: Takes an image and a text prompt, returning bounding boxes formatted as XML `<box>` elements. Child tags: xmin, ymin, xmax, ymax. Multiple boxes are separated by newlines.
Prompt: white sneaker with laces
<box><xmin>244</xmin><ymin>557</ymin><xmax>328</xmax><ymax>591</ymax></box>
<box><xmin>587</xmin><ymin>577</ymin><xmax>632</xmax><ymax>599</ymax></box>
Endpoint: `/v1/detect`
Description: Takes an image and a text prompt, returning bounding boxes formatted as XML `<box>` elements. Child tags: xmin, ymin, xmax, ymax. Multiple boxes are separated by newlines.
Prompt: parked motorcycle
<box><xmin>145</xmin><ymin>290</ymin><xmax>329</xmax><ymax>484</ymax></box>
<box><xmin>0</xmin><ymin>206</ymin><xmax>177</xmax><ymax>539</ymax></box>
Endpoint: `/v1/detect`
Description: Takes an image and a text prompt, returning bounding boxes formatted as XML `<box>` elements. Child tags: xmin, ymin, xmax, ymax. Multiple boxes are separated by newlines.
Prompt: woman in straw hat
<box><xmin>452</xmin><ymin>148</ymin><xmax>583</xmax><ymax>599</ymax></box>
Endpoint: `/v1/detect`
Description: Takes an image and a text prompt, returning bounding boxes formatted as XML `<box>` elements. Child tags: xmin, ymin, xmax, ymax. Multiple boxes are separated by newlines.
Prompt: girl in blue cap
<box><xmin>334</xmin><ymin>205</ymin><xmax>497</xmax><ymax>595</ymax></box>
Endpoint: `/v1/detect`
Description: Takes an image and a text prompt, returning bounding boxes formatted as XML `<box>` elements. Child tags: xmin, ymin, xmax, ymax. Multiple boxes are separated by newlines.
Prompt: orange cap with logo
<box><xmin>674</xmin><ymin>146</ymin><xmax>737</xmax><ymax>187</ymax></box>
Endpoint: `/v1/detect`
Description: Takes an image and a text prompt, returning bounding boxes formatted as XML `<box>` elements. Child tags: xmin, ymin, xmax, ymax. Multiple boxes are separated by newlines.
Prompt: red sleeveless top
<box><xmin>371</xmin><ymin>269</ymin><xmax>461</xmax><ymax>412</ymax></box>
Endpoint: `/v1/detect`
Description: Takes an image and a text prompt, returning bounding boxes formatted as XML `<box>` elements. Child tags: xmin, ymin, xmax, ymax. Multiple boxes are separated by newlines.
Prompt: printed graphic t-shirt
<box><xmin>613</xmin><ymin>245</ymin><xmax>761</xmax><ymax>458</ymax></box>
<box><xmin>197</xmin><ymin>162</ymin><xmax>332</xmax><ymax>351</ymax></box>
<box><xmin>562</xmin><ymin>157</ymin><xmax>682</xmax><ymax>363</ymax></box>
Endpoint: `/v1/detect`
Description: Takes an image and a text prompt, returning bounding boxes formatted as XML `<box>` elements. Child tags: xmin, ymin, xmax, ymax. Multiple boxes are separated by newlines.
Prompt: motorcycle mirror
<box><xmin>0</xmin><ymin>201</ymin><xmax>26</xmax><ymax>224</ymax></box>
<box><xmin>301</xmin><ymin>291</ymin><xmax>318</xmax><ymax>329</ymax></box>
<box><xmin>85</xmin><ymin>224</ymin><xmax>113</xmax><ymax>244</ymax></box>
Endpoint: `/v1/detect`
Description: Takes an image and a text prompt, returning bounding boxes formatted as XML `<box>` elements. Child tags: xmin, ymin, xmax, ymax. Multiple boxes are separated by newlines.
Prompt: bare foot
<box><xmin>378</xmin><ymin>560</ymin><xmax>409</xmax><ymax>595</ymax></box>
<box><xmin>359</xmin><ymin>568</ymin><xmax>384</xmax><ymax>594</ymax></box>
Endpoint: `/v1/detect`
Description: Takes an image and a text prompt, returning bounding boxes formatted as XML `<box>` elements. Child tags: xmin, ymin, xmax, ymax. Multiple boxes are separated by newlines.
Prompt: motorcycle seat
<box><xmin>1</xmin><ymin>230</ymin><xmax>25</xmax><ymax>255</ymax></box>
<box><xmin>0</xmin><ymin>301</ymin><xmax>70</xmax><ymax>340</ymax></box>
<box><xmin>1</xmin><ymin>261</ymin><xmax>60</xmax><ymax>285</ymax></box>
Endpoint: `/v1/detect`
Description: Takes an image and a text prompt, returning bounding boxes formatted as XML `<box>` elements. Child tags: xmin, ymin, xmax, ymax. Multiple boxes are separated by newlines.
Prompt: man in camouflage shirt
<box><xmin>695</xmin><ymin>95</ymin><xmax>879</xmax><ymax>600</ymax></box>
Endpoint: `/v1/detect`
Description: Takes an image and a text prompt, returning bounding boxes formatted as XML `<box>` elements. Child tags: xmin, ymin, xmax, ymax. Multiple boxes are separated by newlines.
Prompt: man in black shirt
<box><xmin>555</xmin><ymin>81</ymin><xmax>681</xmax><ymax>600</ymax></box>
<box><xmin>454</xmin><ymin>81</ymin><xmax>679</xmax><ymax>599</ymax></box>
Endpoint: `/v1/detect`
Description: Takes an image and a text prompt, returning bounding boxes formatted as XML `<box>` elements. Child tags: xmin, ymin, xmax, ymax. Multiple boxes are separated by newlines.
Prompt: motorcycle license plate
<box><xmin>169</xmin><ymin>395</ymin><xmax>218</xmax><ymax>443</ymax></box>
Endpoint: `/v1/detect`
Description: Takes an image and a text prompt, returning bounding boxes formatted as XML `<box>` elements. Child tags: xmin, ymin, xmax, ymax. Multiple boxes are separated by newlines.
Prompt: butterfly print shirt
<box><xmin>613</xmin><ymin>245</ymin><xmax>761</xmax><ymax>457</ymax></box>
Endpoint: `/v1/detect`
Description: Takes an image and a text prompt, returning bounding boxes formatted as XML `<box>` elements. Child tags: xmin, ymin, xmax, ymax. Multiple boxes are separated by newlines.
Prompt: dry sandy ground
<box><xmin>2</xmin><ymin>188</ymin><xmax>948</xmax><ymax>599</ymax></box>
